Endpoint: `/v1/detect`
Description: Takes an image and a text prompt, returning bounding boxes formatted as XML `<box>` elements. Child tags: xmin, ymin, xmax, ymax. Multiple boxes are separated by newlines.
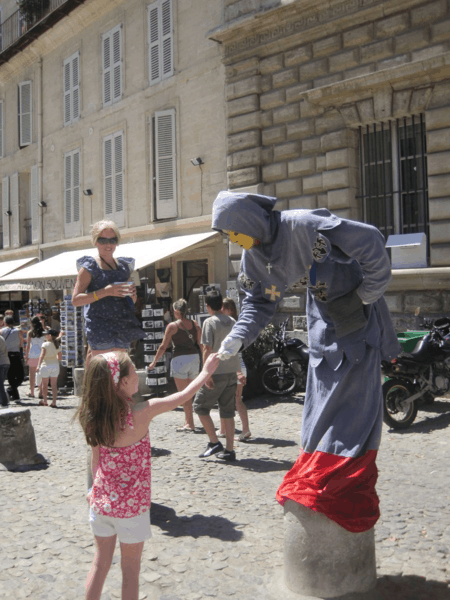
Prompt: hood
<box><xmin>211</xmin><ymin>191</ymin><xmax>278</xmax><ymax>244</ymax></box>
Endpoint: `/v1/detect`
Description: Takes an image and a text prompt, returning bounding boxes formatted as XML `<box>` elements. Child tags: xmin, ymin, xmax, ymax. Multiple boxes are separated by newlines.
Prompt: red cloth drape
<box><xmin>276</xmin><ymin>449</ymin><xmax>379</xmax><ymax>533</ymax></box>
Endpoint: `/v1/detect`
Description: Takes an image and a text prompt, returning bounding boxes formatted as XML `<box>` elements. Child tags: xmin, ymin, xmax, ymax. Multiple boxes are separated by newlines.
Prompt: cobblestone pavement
<box><xmin>1</xmin><ymin>384</ymin><xmax>450</xmax><ymax>600</ymax></box>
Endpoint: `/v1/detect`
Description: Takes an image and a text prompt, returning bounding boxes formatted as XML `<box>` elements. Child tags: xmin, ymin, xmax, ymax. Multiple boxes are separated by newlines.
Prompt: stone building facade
<box><xmin>0</xmin><ymin>0</ymin><xmax>228</xmax><ymax>309</ymax></box>
<box><xmin>211</xmin><ymin>0</ymin><xmax>450</xmax><ymax>331</ymax></box>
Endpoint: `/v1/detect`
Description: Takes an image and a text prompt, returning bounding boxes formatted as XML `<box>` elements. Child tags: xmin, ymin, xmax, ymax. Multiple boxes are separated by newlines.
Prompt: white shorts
<box><xmin>39</xmin><ymin>363</ymin><xmax>60</xmax><ymax>379</ymax></box>
<box><xmin>89</xmin><ymin>507</ymin><xmax>152</xmax><ymax>544</ymax></box>
<box><xmin>170</xmin><ymin>354</ymin><xmax>200</xmax><ymax>379</ymax></box>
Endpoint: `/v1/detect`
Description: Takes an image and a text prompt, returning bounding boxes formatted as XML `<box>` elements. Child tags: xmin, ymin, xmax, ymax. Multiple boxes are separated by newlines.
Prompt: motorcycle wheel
<box><xmin>260</xmin><ymin>363</ymin><xmax>297</xmax><ymax>395</ymax></box>
<box><xmin>383</xmin><ymin>378</ymin><xmax>418</xmax><ymax>429</ymax></box>
<box><xmin>291</xmin><ymin>360</ymin><xmax>308</xmax><ymax>392</ymax></box>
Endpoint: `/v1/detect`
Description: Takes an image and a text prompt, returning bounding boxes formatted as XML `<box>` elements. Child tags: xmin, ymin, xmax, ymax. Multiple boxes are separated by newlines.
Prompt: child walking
<box><xmin>75</xmin><ymin>350</ymin><xmax>220</xmax><ymax>600</ymax></box>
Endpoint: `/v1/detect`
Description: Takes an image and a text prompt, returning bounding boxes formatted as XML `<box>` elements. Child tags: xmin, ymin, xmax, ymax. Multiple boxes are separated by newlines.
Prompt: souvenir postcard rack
<box><xmin>142</xmin><ymin>304</ymin><xmax>168</xmax><ymax>393</ymax></box>
<box><xmin>60</xmin><ymin>295</ymin><xmax>84</xmax><ymax>369</ymax></box>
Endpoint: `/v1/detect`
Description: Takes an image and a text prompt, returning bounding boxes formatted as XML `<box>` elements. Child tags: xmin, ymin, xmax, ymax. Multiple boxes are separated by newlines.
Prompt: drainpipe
<box><xmin>37</xmin><ymin>57</ymin><xmax>43</xmax><ymax>261</ymax></box>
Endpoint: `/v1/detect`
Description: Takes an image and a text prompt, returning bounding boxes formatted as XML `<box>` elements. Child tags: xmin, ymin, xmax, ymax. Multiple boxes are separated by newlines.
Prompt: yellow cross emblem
<box><xmin>265</xmin><ymin>285</ymin><xmax>280</xmax><ymax>301</ymax></box>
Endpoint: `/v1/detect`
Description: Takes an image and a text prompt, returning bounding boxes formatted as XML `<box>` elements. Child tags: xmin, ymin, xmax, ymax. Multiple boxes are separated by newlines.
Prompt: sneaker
<box><xmin>236</xmin><ymin>431</ymin><xmax>252</xmax><ymax>442</ymax></box>
<box><xmin>199</xmin><ymin>441</ymin><xmax>224</xmax><ymax>458</ymax></box>
<box><xmin>216</xmin><ymin>449</ymin><xmax>236</xmax><ymax>461</ymax></box>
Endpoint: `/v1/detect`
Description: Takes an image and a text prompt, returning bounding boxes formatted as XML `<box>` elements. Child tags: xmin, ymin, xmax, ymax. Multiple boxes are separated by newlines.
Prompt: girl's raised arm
<box><xmin>138</xmin><ymin>353</ymin><xmax>220</xmax><ymax>426</ymax></box>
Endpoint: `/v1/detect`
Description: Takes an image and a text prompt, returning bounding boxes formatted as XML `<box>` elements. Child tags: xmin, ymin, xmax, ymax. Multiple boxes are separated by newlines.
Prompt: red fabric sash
<box><xmin>276</xmin><ymin>449</ymin><xmax>379</xmax><ymax>533</ymax></box>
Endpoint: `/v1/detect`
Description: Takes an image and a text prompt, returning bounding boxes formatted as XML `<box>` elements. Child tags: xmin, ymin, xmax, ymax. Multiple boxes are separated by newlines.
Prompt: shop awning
<box><xmin>0</xmin><ymin>231</ymin><xmax>218</xmax><ymax>291</ymax></box>
<box><xmin>0</xmin><ymin>256</ymin><xmax>38</xmax><ymax>280</ymax></box>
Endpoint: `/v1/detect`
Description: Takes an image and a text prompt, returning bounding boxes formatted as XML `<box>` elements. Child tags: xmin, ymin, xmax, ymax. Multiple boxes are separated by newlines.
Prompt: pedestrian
<box><xmin>217</xmin><ymin>297</ymin><xmax>251</xmax><ymax>441</ymax></box>
<box><xmin>0</xmin><ymin>334</ymin><xmax>10</xmax><ymax>407</ymax></box>
<box><xmin>148</xmin><ymin>298</ymin><xmax>203</xmax><ymax>432</ymax></box>
<box><xmin>194</xmin><ymin>290</ymin><xmax>241</xmax><ymax>461</ymax></box>
<box><xmin>212</xmin><ymin>190</ymin><xmax>400</xmax><ymax>532</ymax></box>
<box><xmin>25</xmin><ymin>317</ymin><xmax>46</xmax><ymax>399</ymax></box>
<box><xmin>72</xmin><ymin>220</ymin><xmax>145</xmax><ymax>365</ymax></box>
<box><xmin>1</xmin><ymin>315</ymin><xmax>24</xmax><ymax>401</ymax></box>
<box><xmin>37</xmin><ymin>329</ymin><xmax>62</xmax><ymax>408</ymax></box>
<box><xmin>75</xmin><ymin>350</ymin><xmax>220</xmax><ymax>600</ymax></box>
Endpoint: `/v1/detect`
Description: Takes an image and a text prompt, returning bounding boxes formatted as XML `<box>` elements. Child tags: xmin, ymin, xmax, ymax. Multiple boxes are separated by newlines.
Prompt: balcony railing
<box><xmin>0</xmin><ymin>0</ymin><xmax>85</xmax><ymax>63</ymax></box>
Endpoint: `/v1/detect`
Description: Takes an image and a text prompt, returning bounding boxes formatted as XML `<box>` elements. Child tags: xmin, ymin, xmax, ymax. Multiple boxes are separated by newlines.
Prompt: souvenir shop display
<box><xmin>60</xmin><ymin>294</ymin><xmax>84</xmax><ymax>369</ymax></box>
<box><xmin>142</xmin><ymin>304</ymin><xmax>168</xmax><ymax>394</ymax></box>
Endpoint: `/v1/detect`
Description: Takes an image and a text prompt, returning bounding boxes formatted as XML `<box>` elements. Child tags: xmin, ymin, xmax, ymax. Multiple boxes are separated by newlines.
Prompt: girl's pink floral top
<box><xmin>90</xmin><ymin>401</ymin><xmax>151</xmax><ymax>518</ymax></box>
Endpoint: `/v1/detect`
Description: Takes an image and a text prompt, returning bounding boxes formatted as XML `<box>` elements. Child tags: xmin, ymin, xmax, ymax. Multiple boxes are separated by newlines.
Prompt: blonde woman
<box><xmin>37</xmin><ymin>329</ymin><xmax>62</xmax><ymax>407</ymax></box>
<box><xmin>72</xmin><ymin>221</ymin><xmax>145</xmax><ymax>362</ymax></box>
<box><xmin>148</xmin><ymin>299</ymin><xmax>202</xmax><ymax>431</ymax></box>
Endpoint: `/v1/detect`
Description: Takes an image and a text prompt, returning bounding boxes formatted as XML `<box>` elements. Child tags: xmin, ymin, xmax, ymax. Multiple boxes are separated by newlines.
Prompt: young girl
<box><xmin>37</xmin><ymin>329</ymin><xmax>62</xmax><ymax>407</ymax></box>
<box><xmin>76</xmin><ymin>350</ymin><xmax>220</xmax><ymax>600</ymax></box>
<box><xmin>25</xmin><ymin>317</ymin><xmax>46</xmax><ymax>398</ymax></box>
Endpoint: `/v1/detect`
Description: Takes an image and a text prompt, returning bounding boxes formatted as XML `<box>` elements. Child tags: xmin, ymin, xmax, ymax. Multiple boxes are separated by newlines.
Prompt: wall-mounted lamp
<box><xmin>4</xmin><ymin>210</ymin><xmax>12</xmax><ymax>216</ymax></box>
<box><xmin>83</xmin><ymin>189</ymin><xmax>93</xmax><ymax>196</ymax></box>
<box><xmin>190</xmin><ymin>157</ymin><xmax>204</xmax><ymax>166</ymax></box>
<box><xmin>38</xmin><ymin>201</ymin><xmax>47</xmax><ymax>208</ymax></box>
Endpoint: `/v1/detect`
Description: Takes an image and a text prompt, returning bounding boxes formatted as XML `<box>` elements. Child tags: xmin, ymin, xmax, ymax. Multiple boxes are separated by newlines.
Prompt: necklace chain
<box><xmin>100</xmin><ymin>256</ymin><xmax>116</xmax><ymax>270</ymax></box>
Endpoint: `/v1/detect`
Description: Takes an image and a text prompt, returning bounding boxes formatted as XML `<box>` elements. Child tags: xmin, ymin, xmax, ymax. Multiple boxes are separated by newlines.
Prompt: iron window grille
<box><xmin>359</xmin><ymin>115</ymin><xmax>429</xmax><ymax>258</ymax></box>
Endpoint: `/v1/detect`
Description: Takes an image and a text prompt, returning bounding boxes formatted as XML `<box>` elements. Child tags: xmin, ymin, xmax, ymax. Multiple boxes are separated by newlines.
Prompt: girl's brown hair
<box><xmin>46</xmin><ymin>330</ymin><xmax>61</xmax><ymax>350</ymax></box>
<box><xmin>222</xmin><ymin>297</ymin><xmax>238</xmax><ymax>320</ymax></box>
<box><xmin>74</xmin><ymin>352</ymin><xmax>133</xmax><ymax>447</ymax></box>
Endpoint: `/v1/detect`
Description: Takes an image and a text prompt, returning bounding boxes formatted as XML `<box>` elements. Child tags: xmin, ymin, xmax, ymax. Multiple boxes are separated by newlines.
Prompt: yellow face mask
<box><xmin>227</xmin><ymin>231</ymin><xmax>257</xmax><ymax>250</ymax></box>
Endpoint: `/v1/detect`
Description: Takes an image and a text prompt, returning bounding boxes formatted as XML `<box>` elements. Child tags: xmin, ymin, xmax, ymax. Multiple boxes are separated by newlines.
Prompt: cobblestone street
<box><xmin>1</xmin><ymin>387</ymin><xmax>450</xmax><ymax>600</ymax></box>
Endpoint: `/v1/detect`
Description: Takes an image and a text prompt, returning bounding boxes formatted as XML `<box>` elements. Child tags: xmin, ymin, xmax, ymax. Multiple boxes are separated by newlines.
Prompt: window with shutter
<box><xmin>0</xmin><ymin>100</ymin><xmax>3</xmax><ymax>158</ymax></box>
<box><xmin>103</xmin><ymin>132</ymin><xmax>124</xmax><ymax>226</ymax></box>
<box><xmin>30</xmin><ymin>165</ymin><xmax>39</xmax><ymax>244</ymax></box>
<box><xmin>63</xmin><ymin>52</ymin><xmax>80</xmax><ymax>126</ymax></box>
<box><xmin>154</xmin><ymin>109</ymin><xmax>177</xmax><ymax>219</ymax></box>
<box><xmin>2</xmin><ymin>176</ymin><xmax>10</xmax><ymax>249</ymax></box>
<box><xmin>11</xmin><ymin>172</ymin><xmax>20</xmax><ymax>247</ymax></box>
<box><xmin>19</xmin><ymin>81</ymin><xmax>32</xmax><ymax>147</ymax></box>
<box><xmin>102</xmin><ymin>25</ymin><xmax>122</xmax><ymax>107</ymax></box>
<box><xmin>64</xmin><ymin>148</ymin><xmax>82</xmax><ymax>237</ymax></box>
<box><xmin>148</xmin><ymin>0</ymin><xmax>173</xmax><ymax>86</ymax></box>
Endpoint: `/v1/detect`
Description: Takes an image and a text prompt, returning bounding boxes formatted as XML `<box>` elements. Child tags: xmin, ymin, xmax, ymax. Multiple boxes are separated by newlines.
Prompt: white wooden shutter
<box><xmin>73</xmin><ymin>149</ymin><xmax>81</xmax><ymax>227</ymax></box>
<box><xmin>11</xmin><ymin>172</ymin><xmax>19</xmax><ymax>247</ymax></box>
<box><xmin>30</xmin><ymin>165</ymin><xmax>39</xmax><ymax>244</ymax></box>
<box><xmin>155</xmin><ymin>109</ymin><xmax>177</xmax><ymax>219</ymax></box>
<box><xmin>64</xmin><ymin>151</ymin><xmax>72</xmax><ymax>230</ymax></box>
<box><xmin>161</xmin><ymin>0</ymin><xmax>173</xmax><ymax>79</ymax></box>
<box><xmin>148</xmin><ymin>0</ymin><xmax>173</xmax><ymax>86</ymax></box>
<box><xmin>64</xmin><ymin>149</ymin><xmax>81</xmax><ymax>237</ymax></box>
<box><xmin>112</xmin><ymin>27</ymin><xmax>122</xmax><ymax>103</ymax></box>
<box><xmin>103</xmin><ymin>132</ymin><xmax>124</xmax><ymax>226</ymax></box>
<box><xmin>19</xmin><ymin>81</ymin><xmax>32</xmax><ymax>146</ymax></box>
<box><xmin>0</xmin><ymin>100</ymin><xmax>3</xmax><ymax>158</ymax></box>
<box><xmin>148</xmin><ymin>3</ymin><xmax>160</xmax><ymax>84</ymax></box>
<box><xmin>102</xmin><ymin>32</ymin><xmax>112</xmax><ymax>106</ymax></box>
<box><xmin>2</xmin><ymin>176</ymin><xmax>9</xmax><ymax>249</ymax></box>
<box><xmin>63</xmin><ymin>52</ymin><xmax>80</xmax><ymax>126</ymax></box>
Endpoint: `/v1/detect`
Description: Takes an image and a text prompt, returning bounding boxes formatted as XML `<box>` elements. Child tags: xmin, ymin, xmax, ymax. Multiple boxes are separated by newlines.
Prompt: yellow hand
<box><xmin>227</xmin><ymin>231</ymin><xmax>257</xmax><ymax>250</ymax></box>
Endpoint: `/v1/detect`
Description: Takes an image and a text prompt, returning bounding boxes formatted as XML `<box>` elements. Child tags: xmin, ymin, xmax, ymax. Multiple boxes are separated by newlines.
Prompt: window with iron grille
<box><xmin>359</xmin><ymin>115</ymin><xmax>429</xmax><ymax>253</ymax></box>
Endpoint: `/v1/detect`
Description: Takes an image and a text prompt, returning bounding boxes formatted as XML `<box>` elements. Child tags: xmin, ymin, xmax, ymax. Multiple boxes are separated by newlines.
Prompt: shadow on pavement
<box><xmin>13</xmin><ymin>400</ymin><xmax>79</xmax><ymax>410</ymax></box>
<box><xmin>150</xmin><ymin>502</ymin><xmax>244</xmax><ymax>541</ymax></box>
<box><xmin>223</xmin><ymin>456</ymin><xmax>293</xmax><ymax>472</ymax></box>
<box><xmin>376</xmin><ymin>573</ymin><xmax>450</xmax><ymax>600</ymax></box>
<box><xmin>151</xmin><ymin>447</ymin><xmax>171</xmax><ymax>457</ymax></box>
<box><xmin>245</xmin><ymin>436</ymin><xmax>297</xmax><ymax>448</ymax></box>
<box><xmin>388</xmin><ymin>404</ymin><xmax>450</xmax><ymax>435</ymax></box>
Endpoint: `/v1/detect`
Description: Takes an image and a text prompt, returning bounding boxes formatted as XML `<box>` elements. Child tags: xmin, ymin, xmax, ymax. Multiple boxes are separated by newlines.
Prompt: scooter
<box><xmin>381</xmin><ymin>317</ymin><xmax>450</xmax><ymax>429</ymax></box>
<box><xmin>257</xmin><ymin>318</ymin><xmax>309</xmax><ymax>396</ymax></box>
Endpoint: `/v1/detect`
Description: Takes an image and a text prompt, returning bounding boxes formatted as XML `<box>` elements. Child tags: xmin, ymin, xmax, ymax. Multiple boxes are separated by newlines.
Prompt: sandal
<box><xmin>236</xmin><ymin>431</ymin><xmax>252</xmax><ymax>442</ymax></box>
<box><xmin>27</xmin><ymin>393</ymin><xmax>35</xmax><ymax>398</ymax></box>
<box><xmin>50</xmin><ymin>404</ymin><xmax>57</xmax><ymax>408</ymax></box>
<box><xmin>39</xmin><ymin>400</ymin><xmax>48</xmax><ymax>406</ymax></box>
<box><xmin>176</xmin><ymin>425</ymin><xmax>195</xmax><ymax>432</ymax></box>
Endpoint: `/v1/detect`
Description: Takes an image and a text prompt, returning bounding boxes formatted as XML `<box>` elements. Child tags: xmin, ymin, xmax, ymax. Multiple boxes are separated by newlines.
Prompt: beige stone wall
<box><xmin>213</xmin><ymin>0</ymin><xmax>450</xmax><ymax>325</ymax></box>
<box><xmin>0</xmin><ymin>0</ymin><xmax>229</xmax><ymax>295</ymax></box>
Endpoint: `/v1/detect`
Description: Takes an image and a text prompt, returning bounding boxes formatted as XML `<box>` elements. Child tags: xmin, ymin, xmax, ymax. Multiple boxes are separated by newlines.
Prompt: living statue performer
<box><xmin>213</xmin><ymin>191</ymin><xmax>401</xmax><ymax>532</ymax></box>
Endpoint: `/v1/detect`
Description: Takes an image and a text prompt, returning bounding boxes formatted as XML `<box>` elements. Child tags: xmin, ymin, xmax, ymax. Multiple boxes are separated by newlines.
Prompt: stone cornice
<box><xmin>209</xmin><ymin>0</ymin><xmax>431</xmax><ymax>63</ymax></box>
<box><xmin>0</xmin><ymin>0</ymin><xmax>127</xmax><ymax>85</ymax></box>
<box><xmin>388</xmin><ymin>267</ymin><xmax>450</xmax><ymax>291</ymax></box>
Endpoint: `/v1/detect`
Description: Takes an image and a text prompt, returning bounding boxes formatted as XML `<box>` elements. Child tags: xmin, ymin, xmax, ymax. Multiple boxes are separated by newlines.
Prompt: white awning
<box><xmin>0</xmin><ymin>256</ymin><xmax>38</xmax><ymax>280</ymax></box>
<box><xmin>0</xmin><ymin>232</ymin><xmax>218</xmax><ymax>291</ymax></box>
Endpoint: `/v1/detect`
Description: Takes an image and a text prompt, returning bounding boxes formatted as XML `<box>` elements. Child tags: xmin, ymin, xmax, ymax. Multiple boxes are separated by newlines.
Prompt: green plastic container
<box><xmin>396</xmin><ymin>331</ymin><xmax>428</xmax><ymax>353</ymax></box>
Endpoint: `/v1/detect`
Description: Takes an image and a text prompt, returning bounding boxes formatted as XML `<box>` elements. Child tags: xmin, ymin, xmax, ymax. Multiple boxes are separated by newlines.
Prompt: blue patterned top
<box><xmin>76</xmin><ymin>256</ymin><xmax>145</xmax><ymax>351</ymax></box>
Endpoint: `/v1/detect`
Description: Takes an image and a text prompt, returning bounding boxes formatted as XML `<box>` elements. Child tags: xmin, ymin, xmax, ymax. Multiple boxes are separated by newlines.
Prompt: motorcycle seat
<box><xmin>401</xmin><ymin>337</ymin><xmax>431</xmax><ymax>362</ymax></box>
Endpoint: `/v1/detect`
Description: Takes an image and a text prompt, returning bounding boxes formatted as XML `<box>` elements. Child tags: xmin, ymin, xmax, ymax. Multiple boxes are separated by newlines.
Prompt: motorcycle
<box><xmin>381</xmin><ymin>317</ymin><xmax>450</xmax><ymax>429</ymax></box>
<box><xmin>257</xmin><ymin>318</ymin><xmax>309</xmax><ymax>396</ymax></box>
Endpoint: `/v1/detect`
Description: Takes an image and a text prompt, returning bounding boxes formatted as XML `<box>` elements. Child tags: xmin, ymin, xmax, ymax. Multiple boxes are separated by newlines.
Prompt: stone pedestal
<box><xmin>283</xmin><ymin>500</ymin><xmax>377</xmax><ymax>599</ymax></box>
<box><xmin>0</xmin><ymin>408</ymin><xmax>47</xmax><ymax>471</ymax></box>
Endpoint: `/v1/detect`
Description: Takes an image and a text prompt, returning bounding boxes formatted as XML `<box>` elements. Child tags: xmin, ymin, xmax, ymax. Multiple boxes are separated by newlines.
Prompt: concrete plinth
<box><xmin>0</xmin><ymin>408</ymin><xmax>47</xmax><ymax>471</ymax></box>
<box><xmin>282</xmin><ymin>500</ymin><xmax>377</xmax><ymax>599</ymax></box>
<box><xmin>74</xmin><ymin>368</ymin><xmax>149</xmax><ymax>402</ymax></box>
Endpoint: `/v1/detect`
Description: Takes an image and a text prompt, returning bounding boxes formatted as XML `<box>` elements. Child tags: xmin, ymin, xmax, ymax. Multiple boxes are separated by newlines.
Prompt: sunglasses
<box><xmin>97</xmin><ymin>236</ymin><xmax>118</xmax><ymax>245</ymax></box>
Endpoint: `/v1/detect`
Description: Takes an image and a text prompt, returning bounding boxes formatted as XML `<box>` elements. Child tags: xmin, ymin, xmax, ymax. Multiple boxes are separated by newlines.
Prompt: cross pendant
<box><xmin>266</xmin><ymin>263</ymin><xmax>272</xmax><ymax>274</ymax></box>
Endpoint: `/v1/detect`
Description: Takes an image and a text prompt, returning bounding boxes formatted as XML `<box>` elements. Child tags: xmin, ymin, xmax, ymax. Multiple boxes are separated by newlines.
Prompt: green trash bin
<box><xmin>396</xmin><ymin>331</ymin><xmax>428</xmax><ymax>353</ymax></box>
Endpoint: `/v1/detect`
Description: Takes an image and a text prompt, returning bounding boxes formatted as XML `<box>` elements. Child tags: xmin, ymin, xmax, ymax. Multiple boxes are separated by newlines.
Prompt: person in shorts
<box><xmin>37</xmin><ymin>329</ymin><xmax>62</xmax><ymax>407</ymax></box>
<box><xmin>194</xmin><ymin>291</ymin><xmax>241</xmax><ymax>461</ymax></box>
